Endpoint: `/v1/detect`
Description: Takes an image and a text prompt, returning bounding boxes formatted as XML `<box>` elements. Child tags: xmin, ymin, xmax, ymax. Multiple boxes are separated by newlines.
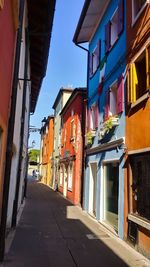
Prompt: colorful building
<box><xmin>0</xmin><ymin>0</ymin><xmax>56</xmax><ymax>260</ymax></box>
<box><xmin>0</xmin><ymin>0</ymin><xmax>17</xmax><ymax>227</ymax></box>
<box><xmin>59</xmin><ymin>88</ymin><xmax>86</xmax><ymax>205</ymax></box>
<box><xmin>52</xmin><ymin>88</ymin><xmax>73</xmax><ymax>190</ymax></box>
<box><xmin>74</xmin><ymin>0</ymin><xmax>126</xmax><ymax>239</ymax></box>
<box><xmin>40</xmin><ymin>116</ymin><xmax>54</xmax><ymax>186</ymax></box>
<box><xmin>124</xmin><ymin>1</ymin><xmax>150</xmax><ymax>258</ymax></box>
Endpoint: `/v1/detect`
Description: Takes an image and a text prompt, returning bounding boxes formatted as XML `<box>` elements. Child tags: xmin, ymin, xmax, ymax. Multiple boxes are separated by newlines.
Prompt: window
<box><xmin>127</xmin><ymin>47</ymin><xmax>150</xmax><ymax>104</ymax></box>
<box><xmin>105</xmin><ymin>0</ymin><xmax>124</xmax><ymax>53</ymax></box>
<box><xmin>87</xmin><ymin>102</ymin><xmax>99</xmax><ymax>130</ymax></box>
<box><xmin>59</xmin><ymin>165</ymin><xmax>63</xmax><ymax>186</ymax></box>
<box><xmin>70</xmin><ymin>120</ymin><xmax>75</xmax><ymax>140</ymax></box>
<box><xmin>110</xmin><ymin>9</ymin><xmax>118</xmax><ymax>46</ymax></box>
<box><xmin>132</xmin><ymin>0</ymin><xmax>147</xmax><ymax>22</ymax></box>
<box><xmin>109</xmin><ymin>82</ymin><xmax>118</xmax><ymax>116</ymax></box>
<box><xmin>68</xmin><ymin>163</ymin><xmax>73</xmax><ymax>190</ymax></box>
<box><xmin>89</xmin><ymin>40</ymin><xmax>101</xmax><ymax>77</ymax></box>
<box><xmin>104</xmin><ymin>76</ymin><xmax>124</xmax><ymax>120</ymax></box>
<box><xmin>130</xmin><ymin>153</ymin><xmax>150</xmax><ymax>220</ymax></box>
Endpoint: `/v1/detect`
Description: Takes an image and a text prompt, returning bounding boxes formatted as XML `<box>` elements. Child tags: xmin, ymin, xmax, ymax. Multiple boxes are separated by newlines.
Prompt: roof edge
<box><xmin>73</xmin><ymin>0</ymin><xmax>90</xmax><ymax>44</ymax></box>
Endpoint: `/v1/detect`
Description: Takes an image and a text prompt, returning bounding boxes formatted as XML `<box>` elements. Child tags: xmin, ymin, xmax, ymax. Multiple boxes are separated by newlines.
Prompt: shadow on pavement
<box><xmin>4</xmin><ymin>180</ymin><xmax>129</xmax><ymax>267</ymax></box>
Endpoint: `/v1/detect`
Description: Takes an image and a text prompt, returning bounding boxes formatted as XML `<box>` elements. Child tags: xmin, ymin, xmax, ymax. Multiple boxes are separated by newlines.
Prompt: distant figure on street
<box><xmin>32</xmin><ymin>170</ymin><xmax>36</xmax><ymax>177</ymax></box>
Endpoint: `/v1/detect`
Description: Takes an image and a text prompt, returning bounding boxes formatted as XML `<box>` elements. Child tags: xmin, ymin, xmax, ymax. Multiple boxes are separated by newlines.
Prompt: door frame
<box><xmin>88</xmin><ymin>161</ymin><xmax>97</xmax><ymax>217</ymax></box>
<box><xmin>63</xmin><ymin>166</ymin><xmax>68</xmax><ymax>197</ymax></box>
<box><xmin>100</xmin><ymin>159</ymin><xmax>120</xmax><ymax>231</ymax></box>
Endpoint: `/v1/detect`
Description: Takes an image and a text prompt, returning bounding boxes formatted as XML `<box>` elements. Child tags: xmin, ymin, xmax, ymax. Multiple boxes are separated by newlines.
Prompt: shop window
<box><xmin>132</xmin><ymin>0</ymin><xmax>148</xmax><ymax>22</ymax></box>
<box><xmin>130</xmin><ymin>153</ymin><xmax>150</xmax><ymax>220</ymax></box>
<box><xmin>68</xmin><ymin>163</ymin><xmax>73</xmax><ymax>190</ymax></box>
<box><xmin>127</xmin><ymin>47</ymin><xmax>150</xmax><ymax>104</ymax></box>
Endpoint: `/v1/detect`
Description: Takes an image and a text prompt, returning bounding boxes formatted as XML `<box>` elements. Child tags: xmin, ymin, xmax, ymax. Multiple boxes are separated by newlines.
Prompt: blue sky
<box><xmin>29</xmin><ymin>0</ymin><xmax>87</xmax><ymax>149</ymax></box>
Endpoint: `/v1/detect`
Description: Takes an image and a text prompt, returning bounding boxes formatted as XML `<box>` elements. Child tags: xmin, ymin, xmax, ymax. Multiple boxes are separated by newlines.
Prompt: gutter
<box><xmin>0</xmin><ymin>0</ymin><xmax>25</xmax><ymax>261</ymax></box>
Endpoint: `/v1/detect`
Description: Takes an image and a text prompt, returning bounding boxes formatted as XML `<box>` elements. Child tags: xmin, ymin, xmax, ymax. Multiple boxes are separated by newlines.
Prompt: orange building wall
<box><xmin>125</xmin><ymin>1</ymin><xmax>150</xmax><ymax>257</ymax></box>
<box><xmin>41</xmin><ymin>117</ymin><xmax>54</xmax><ymax>186</ymax></box>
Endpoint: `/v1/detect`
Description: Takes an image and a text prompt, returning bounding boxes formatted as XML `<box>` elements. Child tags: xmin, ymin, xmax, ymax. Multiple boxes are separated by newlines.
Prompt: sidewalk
<box><xmin>2</xmin><ymin>180</ymin><xmax>150</xmax><ymax>267</ymax></box>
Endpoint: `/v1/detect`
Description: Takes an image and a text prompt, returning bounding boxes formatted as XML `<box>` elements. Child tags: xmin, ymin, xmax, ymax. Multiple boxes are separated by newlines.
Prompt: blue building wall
<box><xmin>84</xmin><ymin>0</ymin><xmax>126</xmax><ymax>239</ymax></box>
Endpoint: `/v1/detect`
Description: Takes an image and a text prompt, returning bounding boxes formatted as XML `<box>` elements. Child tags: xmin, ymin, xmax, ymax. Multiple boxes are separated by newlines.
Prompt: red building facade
<box><xmin>58</xmin><ymin>88</ymin><xmax>86</xmax><ymax>205</ymax></box>
<box><xmin>0</xmin><ymin>0</ymin><xmax>17</xmax><ymax>219</ymax></box>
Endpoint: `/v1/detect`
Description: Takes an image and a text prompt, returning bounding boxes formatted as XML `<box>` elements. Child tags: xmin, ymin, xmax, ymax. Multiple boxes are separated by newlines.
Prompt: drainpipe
<box><xmin>74</xmin><ymin>43</ymin><xmax>89</xmax><ymax>207</ymax></box>
<box><xmin>12</xmin><ymin>28</ymin><xmax>29</xmax><ymax>227</ymax></box>
<box><xmin>0</xmin><ymin>0</ymin><xmax>25</xmax><ymax>261</ymax></box>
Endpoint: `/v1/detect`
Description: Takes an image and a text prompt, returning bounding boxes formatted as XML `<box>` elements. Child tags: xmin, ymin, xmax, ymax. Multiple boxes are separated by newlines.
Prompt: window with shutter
<box><xmin>128</xmin><ymin>49</ymin><xmax>149</xmax><ymax>104</ymax></box>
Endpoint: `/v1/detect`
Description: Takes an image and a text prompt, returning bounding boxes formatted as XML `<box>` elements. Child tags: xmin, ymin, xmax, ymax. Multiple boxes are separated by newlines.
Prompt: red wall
<box><xmin>0</xmin><ymin>0</ymin><xmax>16</xmax><ymax>123</ymax></box>
<box><xmin>59</xmin><ymin>93</ymin><xmax>85</xmax><ymax>205</ymax></box>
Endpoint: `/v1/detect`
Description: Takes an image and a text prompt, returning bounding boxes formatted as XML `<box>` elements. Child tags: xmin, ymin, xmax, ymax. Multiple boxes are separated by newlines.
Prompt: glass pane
<box><xmin>104</xmin><ymin>162</ymin><xmax>119</xmax><ymax>231</ymax></box>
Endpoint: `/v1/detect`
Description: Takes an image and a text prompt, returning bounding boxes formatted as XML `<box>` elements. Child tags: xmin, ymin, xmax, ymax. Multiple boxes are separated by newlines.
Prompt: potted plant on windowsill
<box><xmin>104</xmin><ymin>115</ymin><xmax>119</xmax><ymax>133</ymax></box>
<box><xmin>85</xmin><ymin>130</ymin><xmax>96</xmax><ymax>146</ymax></box>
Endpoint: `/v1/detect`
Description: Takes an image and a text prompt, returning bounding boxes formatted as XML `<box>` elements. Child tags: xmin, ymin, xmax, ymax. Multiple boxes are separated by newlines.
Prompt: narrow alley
<box><xmin>2</xmin><ymin>179</ymin><xmax>150</xmax><ymax>267</ymax></box>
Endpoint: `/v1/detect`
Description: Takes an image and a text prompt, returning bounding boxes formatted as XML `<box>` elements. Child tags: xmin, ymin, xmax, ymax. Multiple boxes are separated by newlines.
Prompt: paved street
<box><xmin>2</xmin><ymin>179</ymin><xmax>150</xmax><ymax>267</ymax></box>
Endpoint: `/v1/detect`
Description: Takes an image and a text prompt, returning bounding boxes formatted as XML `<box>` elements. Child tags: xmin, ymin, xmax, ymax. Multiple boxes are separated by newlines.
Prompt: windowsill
<box><xmin>128</xmin><ymin>214</ymin><xmax>150</xmax><ymax>231</ymax></box>
<box><xmin>132</xmin><ymin>1</ymin><xmax>149</xmax><ymax>27</ymax></box>
<box><xmin>131</xmin><ymin>91</ymin><xmax>150</xmax><ymax>109</ymax></box>
<box><xmin>67</xmin><ymin>188</ymin><xmax>73</xmax><ymax>192</ymax></box>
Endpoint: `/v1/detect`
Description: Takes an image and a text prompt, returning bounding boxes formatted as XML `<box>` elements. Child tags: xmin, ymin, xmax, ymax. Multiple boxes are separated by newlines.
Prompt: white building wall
<box><xmin>6</xmin><ymin>5</ymin><xmax>28</xmax><ymax>228</ymax></box>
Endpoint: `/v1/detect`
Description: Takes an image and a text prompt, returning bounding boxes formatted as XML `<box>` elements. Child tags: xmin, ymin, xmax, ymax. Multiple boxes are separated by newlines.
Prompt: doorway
<box><xmin>89</xmin><ymin>162</ymin><xmax>97</xmax><ymax>217</ymax></box>
<box><xmin>63</xmin><ymin>166</ymin><xmax>67</xmax><ymax>197</ymax></box>
<box><xmin>103</xmin><ymin>162</ymin><xmax>119</xmax><ymax>231</ymax></box>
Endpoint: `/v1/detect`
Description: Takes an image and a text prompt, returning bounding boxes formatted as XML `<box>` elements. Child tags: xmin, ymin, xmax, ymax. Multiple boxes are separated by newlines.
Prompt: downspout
<box><xmin>0</xmin><ymin>0</ymin><xmax>25</xmax><ymax>261</ymax></box>
<box><xmin>75</xmin><ymin>43</ymin><xmax>89</xmax><ymax>207</ymax></box>
<box><xmin>12</xmin><ymin>28</ymin><xmax>29</xmax><ymax>227</ymax></box>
